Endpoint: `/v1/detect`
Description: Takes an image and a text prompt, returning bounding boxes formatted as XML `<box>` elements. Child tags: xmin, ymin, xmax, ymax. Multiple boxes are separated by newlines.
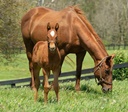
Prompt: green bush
<box><xmin>113</xmin><ymin>51</ymin><xmax>128</xmax><ymax>80</ymax></box>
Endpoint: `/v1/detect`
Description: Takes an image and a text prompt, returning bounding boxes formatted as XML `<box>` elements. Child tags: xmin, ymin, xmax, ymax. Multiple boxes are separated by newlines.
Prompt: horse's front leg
<box><xmin>75</xmin><ymin>51</ymin><xmax>86</xmax><ymax>91</ymax></box>
<box><xmin>42</xmin><ymin>69</ymin><xmax>51</xmax><ymax>103</ymax></box>
<box><xmin>52</xmin><ymin>67</ymin><xmax>61</xmax><ymax>102</ymax></box>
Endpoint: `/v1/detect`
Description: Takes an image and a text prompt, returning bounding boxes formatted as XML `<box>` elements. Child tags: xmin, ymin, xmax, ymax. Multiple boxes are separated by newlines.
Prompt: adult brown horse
<box><xmin>21</xmin><ymin>6</ymin><xmax>114</xmax><ymax>93</ymax></box>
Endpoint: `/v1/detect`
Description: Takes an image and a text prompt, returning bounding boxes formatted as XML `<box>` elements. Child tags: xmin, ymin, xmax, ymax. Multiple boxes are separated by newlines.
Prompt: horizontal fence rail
<box><xmin>0</xmin><ymin>63</ymin><xmax>128</xmax><ymax>87</ymax></box>
<box><xmin>105</xmin><ymin>44</ymin><xmax>128</xmax><ymax>50</ymax></box>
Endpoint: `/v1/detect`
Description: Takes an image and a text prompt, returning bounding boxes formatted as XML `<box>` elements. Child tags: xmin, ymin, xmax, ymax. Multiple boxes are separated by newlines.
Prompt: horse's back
<box><xmin>28</xmin><ymin>7</ymin><xmax>78</xmax><ymax>43</ymax></box>
<box><xmin>21</xmin><ymin>7</ymin><xmax>52</xmax><ymax>38</ymax></box>
<box><xmin>32</xmin><ymin>41</ymin><xmax>48</xmax><ymax>64</ymax></box>
<box><xmin>33</xmin><ymin>41</ymin><xmax>61</xmax><ymax>70</ymax></box>
<box><xmin>21</xmin><ymin>6</ymin><xmax>74</xmax><ymax>32</ymax></box>
<box><xmin>21</xmin><ymin>7</ymin><xmax>52</xmax><ymax>26</ymax></box>
<box><xmin>21</xmin><ymin>6</ymin><xmax>85</xmax><ymax>53</ymax></box>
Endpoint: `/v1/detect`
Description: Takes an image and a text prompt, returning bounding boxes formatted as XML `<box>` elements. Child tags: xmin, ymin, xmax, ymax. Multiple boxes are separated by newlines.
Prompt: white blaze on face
<box><xmin>50</xmin><ymin>30</ymin><xmax>55</xmax><ymax>37</ymax></box>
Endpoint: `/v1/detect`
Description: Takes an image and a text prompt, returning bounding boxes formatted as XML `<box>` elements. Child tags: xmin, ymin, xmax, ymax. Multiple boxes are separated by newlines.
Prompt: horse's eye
<box><xmin>105</xmin><ymin>70</ymin><xmax>110</xmax><ymax>74</ymax></box>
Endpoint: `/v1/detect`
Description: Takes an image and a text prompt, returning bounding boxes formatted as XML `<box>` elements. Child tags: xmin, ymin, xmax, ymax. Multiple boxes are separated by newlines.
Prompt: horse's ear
<box><xmin>105</xmin><ymin>54</ymin><xmax>115</xmax><ymax>67</ymax></box>
<box><xmin>55</xmin><ymin>23</ymin><xmax>59</xmax><ymax>31</ymax></box>
<box><xmin>47</xmin><ymin>22</ymin><xmax>51</xmax><ymax>31</ymax></box>
<box><xmin>111</xmin><ymin>54</ymin><xmax>115</xmax><ymax>59</ymax></box>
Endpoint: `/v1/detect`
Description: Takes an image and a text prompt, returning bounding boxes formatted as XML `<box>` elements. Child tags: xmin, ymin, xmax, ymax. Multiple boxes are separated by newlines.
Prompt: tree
<box><xmin>0</xmin><ymin>0</ymin><xmax>37</xmax><ymax>62</ymax></box>
<box><xmin>92</xmin><ymin>0</ymin><xmax>128</xmax><ymax>45</ymax></box>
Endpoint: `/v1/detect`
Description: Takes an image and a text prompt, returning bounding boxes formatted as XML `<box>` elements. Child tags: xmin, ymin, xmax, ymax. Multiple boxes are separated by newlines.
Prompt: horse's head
<box><xmin>47</xmin><ymin>22</ymin><xmax>59</xmax><ymax>52</ymax></box>
<box><xmin>94</xmin><ymin>54</ymin><xmax>115</xmax><ymax>93</ymax></box>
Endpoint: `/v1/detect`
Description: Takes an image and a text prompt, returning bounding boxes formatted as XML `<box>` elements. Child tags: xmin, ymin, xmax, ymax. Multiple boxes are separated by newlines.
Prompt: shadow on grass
<box><xmin>81</xmin><ymin>84</ymin><xmax>102</xmax><ymax>94</ymax></box>
<box><xmin>38</xmin><ymin>96</ymin><xmax>58</xmax><ymax>104</ymax></box>
<box><xmin>60</xmin><ymin>82</ymin><xmax>102</xmax><ymax>95</ymax></box>
<box><xmin>81</xmin><ymin>84</ymin><xmax>113</xmax><ymax>97</ymax></box>
<box><xmin>37</xmin><ymin>83</ymin><xmax>112</xmax><ymax>104</ymax></box>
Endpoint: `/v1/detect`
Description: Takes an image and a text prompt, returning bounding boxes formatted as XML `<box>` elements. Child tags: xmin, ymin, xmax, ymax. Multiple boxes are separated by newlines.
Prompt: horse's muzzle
<box><xmin>49</xmin><ymin>47</ymin><xmax>56</xmax><ymax>52</ymax></box>
<box><xmin>102</xmin><ymin>87</ymin><xmax>112</xmax><ymax>93</ymax></box>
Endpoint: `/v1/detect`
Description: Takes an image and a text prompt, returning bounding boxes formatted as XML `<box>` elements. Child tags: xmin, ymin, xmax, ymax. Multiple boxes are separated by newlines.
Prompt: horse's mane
<box><xmin>71</xmin><ymin>6</ymin><xmax>106</xmax><ymax>51</ymax></box>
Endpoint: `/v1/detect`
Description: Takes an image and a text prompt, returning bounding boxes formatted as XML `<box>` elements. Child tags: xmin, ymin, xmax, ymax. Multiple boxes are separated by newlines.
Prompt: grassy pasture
<box><xmin>0</xmin><ymin>50</ymin><xmax>128</xmax><ymax>112</ymax></box>
<box><xmin>0</xmin><ymin>80</ymin><xmax>128</xmax><ymax>112</ymax></box>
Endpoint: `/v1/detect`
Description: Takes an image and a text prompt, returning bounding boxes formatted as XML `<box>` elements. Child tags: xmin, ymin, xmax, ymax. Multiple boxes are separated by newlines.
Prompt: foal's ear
<box><xmin>47</xmin><ymin>22</ymin><xmax>51</xmax><ymax>31</ymax></box>
<box><xmin>55</xmin><ymin>23</ymin><xmax>59</xmax><ymax>31</ymax></box>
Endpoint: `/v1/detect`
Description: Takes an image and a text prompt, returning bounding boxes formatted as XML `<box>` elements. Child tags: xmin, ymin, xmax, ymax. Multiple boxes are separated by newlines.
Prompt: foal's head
<box><xmin>47</xmin><ymin>22</ymin><xmax>59</xmax><ymax>52</ymax></box>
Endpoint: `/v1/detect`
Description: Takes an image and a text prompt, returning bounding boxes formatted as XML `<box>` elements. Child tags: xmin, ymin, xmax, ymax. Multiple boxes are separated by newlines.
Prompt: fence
<box><xmin>0</xmin><ymin>63</ymin><xmax>128</xmax><ymax>88</ymax></box>
<box><xmin>106</xmin><ymin>44</ymin><xmax>128</xmax><ymax>50</ymax></box>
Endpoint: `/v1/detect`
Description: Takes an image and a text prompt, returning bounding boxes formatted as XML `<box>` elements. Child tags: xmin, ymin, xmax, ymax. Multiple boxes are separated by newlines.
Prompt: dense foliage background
<box><xmin>0</xmin><ymin>0</ymin><xmax>36</xmax><ymax>61</ymax></box>
<box><xmin>0</xmin><ymin>0</ymin><xmax>128</xmax><ymax>60</ymax></box>
<box><xmin>113</xmin><ymin>51</ymin><xmax>128</xmax><ymax>80</ymax></box>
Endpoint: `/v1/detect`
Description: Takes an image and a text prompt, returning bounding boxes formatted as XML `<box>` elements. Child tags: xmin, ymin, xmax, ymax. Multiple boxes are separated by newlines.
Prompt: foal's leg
<box><xmin>75</xmin><ymin>51</ymin><xmax>86</xmax><ymax>91</ymax></box>
<box><xmin>42</xmin><ymin>70</ymin><xmax>50</xmax><ymax>87</ymax></box>
<box><xmin>42</xmin><ymin>69</ymin><xmax>51</xmax><ymax>103</ymax></box>
<box><xmin>52</xmin><ymin>67</ymin><xmax>60</xmax><ymax>102</ymax></box>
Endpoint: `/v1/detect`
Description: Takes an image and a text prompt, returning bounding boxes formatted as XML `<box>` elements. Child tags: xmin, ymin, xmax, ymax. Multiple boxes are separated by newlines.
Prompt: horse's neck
<box><xmin>48</xmin><ymin>48</ymin><xmax>60</xmax><ymax>65</ymax></box>
<box><xmin>76</xmin><ymin>20</ymin><xmax>108</xmax><ymax>65</ymax></box>
<box><xmin>48</xmin><ymin>49</ymin><xmax>59</xmax><ymax>57</ymax></box>
<box><xmin>89</xmin><ymin>44</ymin><xmax>108</xmax><ymax>65</ymax></box>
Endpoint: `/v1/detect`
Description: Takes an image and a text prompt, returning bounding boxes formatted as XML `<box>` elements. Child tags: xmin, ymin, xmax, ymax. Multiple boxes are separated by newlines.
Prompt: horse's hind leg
<box><xmin>31</xmin><ymin>66</ymin><xmax>38</xmax><ymax>101</ymax></box>
<box><xmin>23</xmin><ymin>38</ymin><xmax>35</xmax><ymax>88</ymax></box>
<box><xmin>32</xmin><ymin>64</ymin><xmax>41</xmax><ymax>101</ymax></box>
<box><xmin>75</xmin><ymin>51</ymin><xmax>86</xmax><ymax>91</ymax></box>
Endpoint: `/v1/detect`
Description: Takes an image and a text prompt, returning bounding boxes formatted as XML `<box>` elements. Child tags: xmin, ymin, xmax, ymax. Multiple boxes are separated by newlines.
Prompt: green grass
<box><xmin>0</xmin><ymin>54</ymin><xmax>30</xmax><ymax>80</ymax></box>
<box><xmin>0</xmin><ymin>50</ymin><xmax>128</xmax><ymax>111</ymax></box>
<box><xmin>0</xmin><ymin>80</ymin><xmax>128</xmax><ymax>112</ymax></box>
<box><xmin>0</xmin><ymin>50</ymin><xmax>115</xmax><ymax>80</ymax></box>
